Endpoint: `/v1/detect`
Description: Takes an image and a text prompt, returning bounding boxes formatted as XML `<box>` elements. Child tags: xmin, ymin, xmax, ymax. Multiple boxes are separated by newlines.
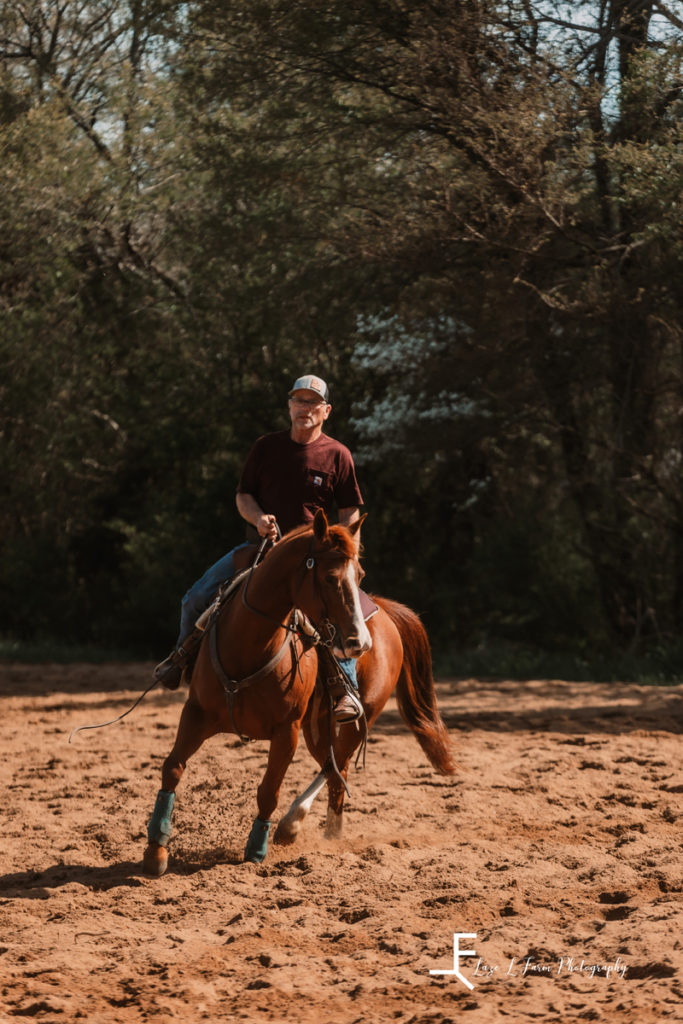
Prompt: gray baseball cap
<box><xmin>288</xmin><ymin>374</ymin><xmax>329</xmax><ymax>401</ymax></box>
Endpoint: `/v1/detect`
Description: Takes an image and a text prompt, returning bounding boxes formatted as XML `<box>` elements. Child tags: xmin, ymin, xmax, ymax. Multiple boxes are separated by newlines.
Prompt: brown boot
<box><xmin>153</xmin><ymin>651</ymin><xmax>184</xmax><ymax>690</ymax></box>
<box><xmin>153</xmin><ymin>620</ymin><xmax>210</xmax><ymax>692</ymax></box>
<box><xmin>334</xmin><ymin>690</ymin><xmax>363</xmax><ymax>723</ymax></box>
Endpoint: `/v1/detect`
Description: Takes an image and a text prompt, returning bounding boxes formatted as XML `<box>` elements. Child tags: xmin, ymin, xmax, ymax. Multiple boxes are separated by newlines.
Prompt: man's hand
<box><xmin>237</xmin><ymin>493</ymin><xmax>279</xmax><ymax>540</ymax></box>
<box><xmin>256</xmin><ymin>513</ymin><xmax>278</xmax><ymax>541</ymax></box>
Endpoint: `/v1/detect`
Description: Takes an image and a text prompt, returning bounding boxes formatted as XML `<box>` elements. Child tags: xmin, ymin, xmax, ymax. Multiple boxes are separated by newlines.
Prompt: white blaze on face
<box><xmin>333</xmin><ymin>560</ymin><xmax>372</xmax><ymax>657</ymax></box>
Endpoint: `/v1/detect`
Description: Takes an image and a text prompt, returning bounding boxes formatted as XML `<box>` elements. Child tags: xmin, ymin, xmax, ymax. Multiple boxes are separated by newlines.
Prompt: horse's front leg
<box><xmin>244</xmin><ymin>721</ymin><xmax>300</xmax><ymax>863</ymax></box>
<box><xmin>143</xmin><ymin>696</ymin><xmax>218</xmax><ymax>877</ymax></box>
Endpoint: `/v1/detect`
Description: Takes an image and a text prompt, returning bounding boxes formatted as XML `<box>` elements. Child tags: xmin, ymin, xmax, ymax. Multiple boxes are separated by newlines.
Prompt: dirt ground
<box><xmin>0</xmin><ymin>662</ymin><xmax>681</xmax><ymax>1024</ymax></box>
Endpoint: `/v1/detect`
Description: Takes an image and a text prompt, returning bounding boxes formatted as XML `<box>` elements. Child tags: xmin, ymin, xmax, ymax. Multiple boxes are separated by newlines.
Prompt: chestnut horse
<box><xmin>143</xmin><ymin>510</ymin><xmax>454</xmax><ymax>875</ymax></box>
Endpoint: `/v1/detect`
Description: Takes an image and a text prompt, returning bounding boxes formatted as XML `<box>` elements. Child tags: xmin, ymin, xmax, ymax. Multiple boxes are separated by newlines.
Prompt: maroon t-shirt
<box><xmin>237</xmin><ymin>430</ymin><xmax>363</xmax><ymax>536</ymax></box>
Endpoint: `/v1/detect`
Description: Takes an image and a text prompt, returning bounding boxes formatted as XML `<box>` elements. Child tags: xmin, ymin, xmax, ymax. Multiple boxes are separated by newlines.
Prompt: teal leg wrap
<box><xmin>244</xmin><ymin>817</ymin><xmax>271</xmax><ymax>863</ymax></box>
<box><xmin>147</xmin><ymin>790</ymin><xmax>175</xmax><ymax>847</ymax></box>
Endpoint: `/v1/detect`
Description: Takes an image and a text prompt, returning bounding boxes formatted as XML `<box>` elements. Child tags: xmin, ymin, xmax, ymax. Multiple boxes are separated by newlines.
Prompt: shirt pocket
<box><xmin>304</xmin><ymin>468</ymin><xmax>333</xmax><ymax>506</ymax></box>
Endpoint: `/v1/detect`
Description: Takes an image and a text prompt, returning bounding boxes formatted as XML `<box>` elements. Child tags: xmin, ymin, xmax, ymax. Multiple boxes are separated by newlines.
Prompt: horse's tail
<box><xmin>374</xmin><ymin>596</ymin><xmax>457</xmax><ymax>776</ymax></box>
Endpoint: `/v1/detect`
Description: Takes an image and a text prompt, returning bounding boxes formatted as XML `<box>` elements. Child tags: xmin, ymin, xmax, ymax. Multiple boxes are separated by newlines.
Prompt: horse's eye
<box><xmin>325</xmin><ymin>573</ymin><xmax>338</xmax><ymax>586</ymax></box>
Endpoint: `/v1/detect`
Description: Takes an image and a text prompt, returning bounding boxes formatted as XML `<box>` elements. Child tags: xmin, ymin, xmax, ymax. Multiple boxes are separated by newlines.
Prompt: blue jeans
<box><xmin>337</xmin><ymin>657</ymin><xmax>358</xmax><ymax>690</ymax></box>
<box><xmin>177</xmin><ymin>542</ymin><xmax>250</xmax><ymax>645</ymax></box>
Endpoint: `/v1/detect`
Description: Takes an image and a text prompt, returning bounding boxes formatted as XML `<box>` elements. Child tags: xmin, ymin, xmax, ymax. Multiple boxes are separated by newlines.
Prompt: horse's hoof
<box><xmin>273</xmin><ymin>819</ymin><xmax>298</xmax><ymax>846</ymax></box>
<box><xmin>324</xmin><ymin>809</ymin><xmax>343</xmax><ymax>840</ymax></box>
<box><xmin>143</xmin><ymin>842</ymin><xmax>168</xmax><ymax>877</ymax></box>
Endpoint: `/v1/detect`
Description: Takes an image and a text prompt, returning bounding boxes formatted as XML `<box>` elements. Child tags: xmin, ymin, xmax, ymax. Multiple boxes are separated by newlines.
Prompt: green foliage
<box><xmin>2</xmin><ymin>1</ymin><xmax>683</xmax><ymax>669</ymax></box>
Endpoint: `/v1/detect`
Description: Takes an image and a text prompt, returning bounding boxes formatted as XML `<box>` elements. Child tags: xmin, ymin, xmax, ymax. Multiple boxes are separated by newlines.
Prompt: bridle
<box><xmin>240</xmin><ymin>531</ymin><xmax>347</xmax><ymax>653</ymax></box>
<box><xmin>206</xmin><ymin>524</ymin><xmax>357</xmax><ymax>741</ymax></box>
<box><xmin>219</xmin><ymin>524</ymin><xmax>366</xmax><ymax>788</ymax></box>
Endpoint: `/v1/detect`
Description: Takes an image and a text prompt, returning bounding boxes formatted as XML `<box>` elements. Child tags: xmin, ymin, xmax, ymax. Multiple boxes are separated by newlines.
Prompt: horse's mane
<box><xmin>283</xmin><ymin>519</ymin><xmax>357</xmax><ymax>559</ymax></box>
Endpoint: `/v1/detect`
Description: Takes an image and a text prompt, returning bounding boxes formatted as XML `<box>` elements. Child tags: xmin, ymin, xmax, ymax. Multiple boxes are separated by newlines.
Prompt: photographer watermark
<box><xmin>430</xmin><ymin>933</ymin><xmax>629</xmax><ymax>990</ymax></box>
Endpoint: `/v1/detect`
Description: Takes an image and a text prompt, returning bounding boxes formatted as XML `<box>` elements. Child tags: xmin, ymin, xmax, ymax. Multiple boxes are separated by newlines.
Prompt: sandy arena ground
<box><xmin>0</xmin><ymin>662</ymin><xmax>681</xmax><ymax>1023</ymax></box>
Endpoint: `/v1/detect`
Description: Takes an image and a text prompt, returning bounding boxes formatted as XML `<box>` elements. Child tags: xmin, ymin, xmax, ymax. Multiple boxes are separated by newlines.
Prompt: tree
<box><xmin>0</xmin><ymin>0</ymin><xmax>219</xmax><ymax>646</ymax></box>
<box><xmin>179</xmin><ymin>0</ymin><xmax>683</xmax><ymax>650</ymax></box>
<box><xmin>3</xmin><ymin>0</ymin><xmax>683</xmax><ymax>661</ymax></box>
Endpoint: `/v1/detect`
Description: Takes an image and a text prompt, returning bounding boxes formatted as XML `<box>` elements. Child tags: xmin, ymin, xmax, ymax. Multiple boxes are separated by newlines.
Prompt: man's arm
<box><xmin>236</xmin><ymin>492</ymin><xmax>279</xmax><ymax>540</ymax></box>
<box><xmin>338</xmin><ymin>506</ymin><xmax>361</xmax><ymax>528</ymax></box>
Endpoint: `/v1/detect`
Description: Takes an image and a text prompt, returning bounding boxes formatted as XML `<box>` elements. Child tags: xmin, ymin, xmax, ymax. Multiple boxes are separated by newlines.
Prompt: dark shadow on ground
<box><xmin>0</xmin><ymin>663</ymin><xmax>177</xmax><ymax>699</ymax></box>
<box><xmin>0</xmin><ymin>848</ymin><xmax>246</xmax><ymax>899</ymax></box>
<box><xmin>370</xmin><ymin>679</ymin><xmax>683</xmax><ymax>736</ymax></box>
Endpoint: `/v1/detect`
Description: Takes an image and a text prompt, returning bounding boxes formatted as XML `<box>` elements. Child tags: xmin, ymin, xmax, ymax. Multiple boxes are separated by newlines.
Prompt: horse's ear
<box><xmin>347</xmin><ymin>513</ymin><xmax>366</xmax><ymax>537</ymax></box>
<box><xmin>313</xmin><ymin>508</ymin><xmax>329</xmax><ymax>541</ymax></box>
<box><xmin>347</xmin><ymin>513</ymin><xmax>367</xmax><ymax>543</ymax></box>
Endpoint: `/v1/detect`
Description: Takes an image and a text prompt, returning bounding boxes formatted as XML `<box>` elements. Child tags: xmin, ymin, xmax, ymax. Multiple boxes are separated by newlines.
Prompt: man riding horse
<box><xmin>153</xmin><ymin>374</ymin><xmax>365</xmax><ymax>722</ymax></box>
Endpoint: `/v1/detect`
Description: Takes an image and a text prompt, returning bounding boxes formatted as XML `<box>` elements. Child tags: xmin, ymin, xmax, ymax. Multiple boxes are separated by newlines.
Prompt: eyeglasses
<box><xmin>289</xmin><ymin>397</ymin><xmax>325</xmax><ymax>408</ymax></box>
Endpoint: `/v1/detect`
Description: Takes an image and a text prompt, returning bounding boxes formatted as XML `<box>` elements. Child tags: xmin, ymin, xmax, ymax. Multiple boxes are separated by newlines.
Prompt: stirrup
<box><xmin>333</xmin><ymin>689</ymin><xmax>363</xmax><ymax>724</ymax></box>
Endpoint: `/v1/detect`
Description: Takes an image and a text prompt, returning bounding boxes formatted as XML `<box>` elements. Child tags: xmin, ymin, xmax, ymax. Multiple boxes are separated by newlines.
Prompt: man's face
<box><xmin>288</xmin><ymin>389</ymin><xmax>331</xmax><ymax>430</ymax></box>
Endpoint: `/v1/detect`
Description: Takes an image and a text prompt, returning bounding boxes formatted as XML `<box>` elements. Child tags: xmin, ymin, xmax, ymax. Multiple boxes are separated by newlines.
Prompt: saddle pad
<box><xmin>360</xmin><ymin>590</ymin><xmax>379</xmax><ymax>622</ymax></box>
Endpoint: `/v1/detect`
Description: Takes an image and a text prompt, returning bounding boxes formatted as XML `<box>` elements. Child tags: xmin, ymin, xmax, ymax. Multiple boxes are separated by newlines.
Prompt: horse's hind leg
<box><xmin>274</xmin><ymin>769</ymin><xmax>328</xmax><ymax>845</ymax></box>
<box><xmin>143</xmin><ymin>696</ymin><xmax>218</xmax><ymax>877</ymax></box>
<box><xmin>324</xmin><ymin>736</ymin><xmax>356</xmax><ymax>839</ymax></box>
<box><xmin>244</xmin><ymin>722</ymin><xmax>300</xmax><ymax>863</ymax></box>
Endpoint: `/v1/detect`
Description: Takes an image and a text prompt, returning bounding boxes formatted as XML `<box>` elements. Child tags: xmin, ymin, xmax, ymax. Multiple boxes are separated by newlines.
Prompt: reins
<box><xmin>211</xmin><ymin>529</ymin><xmax>335</xmax><ymax>741</ymax></box>
<box><xmin>68</xmin><ymin>678</ymin><xmax>160</xmax><ymax>743</ymax></box>
<box><xmin>213</xmin><ymin>524</ymin><xmax>367</xmax><ymax>793</ymax></box>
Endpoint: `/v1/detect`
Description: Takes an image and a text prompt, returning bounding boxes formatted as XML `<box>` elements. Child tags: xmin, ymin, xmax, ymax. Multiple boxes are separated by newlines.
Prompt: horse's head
<box><xmin>301</xmin><ymin>509</ymin><xmax>372</xmax><ymax>659</ymax></box>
